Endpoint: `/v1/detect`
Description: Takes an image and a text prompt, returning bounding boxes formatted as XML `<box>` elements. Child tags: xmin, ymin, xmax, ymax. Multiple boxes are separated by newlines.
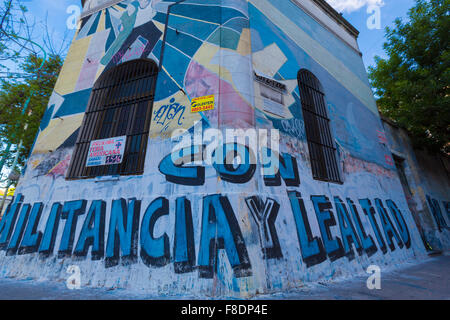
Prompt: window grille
<box><xmin>66</xmin><ymin>59</ymin><xmax>157</xmax><ymax>179</ymax></box>
<box><xmin>297</xmin><ymin>69</ymin><xmax>342</xmax><ymax>183</ymax></box>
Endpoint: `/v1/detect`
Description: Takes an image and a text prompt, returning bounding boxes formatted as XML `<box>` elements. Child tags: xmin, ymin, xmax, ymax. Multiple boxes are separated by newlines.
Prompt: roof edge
<box><xmin>80</xmin><ymin>0</ymin><xmax>360</xmax><ymax>38</ymax></box>
<box><xmin>311</xmin><ymin>0</ymin><xmax>360</xmax><ymax>38</ymax></box>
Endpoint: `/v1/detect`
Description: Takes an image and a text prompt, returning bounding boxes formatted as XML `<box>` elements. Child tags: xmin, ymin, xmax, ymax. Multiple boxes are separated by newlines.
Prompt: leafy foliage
<box><xmin>368</xmin><ymin>0</ymin><xmax>450</xmax><ymax>155</ymax></box>
<box><xmin>0</xmin><ymin>54</ymin><xmax>63</xmax><ymax>169</ymax></box>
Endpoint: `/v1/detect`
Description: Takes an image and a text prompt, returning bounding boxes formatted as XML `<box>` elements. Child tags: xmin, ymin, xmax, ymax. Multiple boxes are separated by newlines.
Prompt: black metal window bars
<box><xmin>298</xmin><ymin>69</ymin><xmax>342</xmax><ymax>183</ymax></box>
<box><xmin>66</xmin><ymin>59</ymin><xmax>158</xmax><ymax>179</ymax></box>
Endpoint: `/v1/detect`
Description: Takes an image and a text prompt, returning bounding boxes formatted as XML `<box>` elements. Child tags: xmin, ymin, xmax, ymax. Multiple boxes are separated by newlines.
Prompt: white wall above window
<box><xmin>81</xmin><ymin>0</ymin><xmax>123</xmax><ymax>17</ymax></box>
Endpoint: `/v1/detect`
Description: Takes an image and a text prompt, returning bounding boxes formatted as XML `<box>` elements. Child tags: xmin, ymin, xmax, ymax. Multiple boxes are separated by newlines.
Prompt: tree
<box><xmin>0</xmin><ymin>0</ymin><xmax>38</xmax><ymax>76</ymax></box>
<box><xmin>0</xmin><ymin>53</ymin><xmax>63</xmax><ymax>170</ymax></box>
<box><xmin>0</xmin><ymin>1</ymin><xmax>70</xmax><ymax>188</ymax></box>
<box><xmin>368</xmin><ymin>0</ymin><xmax>450</xmax><ymax>155</ymax></box>
<box><xmin>1</xmin><ymin>0</ymin><xmax>70</xmax><ymax>79</ymax></box>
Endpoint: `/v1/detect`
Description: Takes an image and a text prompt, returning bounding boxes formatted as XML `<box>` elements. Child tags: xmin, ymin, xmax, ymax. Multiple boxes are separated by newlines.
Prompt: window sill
<box><xmin>94</xmin><ymin>175</ymin><xmax>120</xmax><ymax>183</ymax></box>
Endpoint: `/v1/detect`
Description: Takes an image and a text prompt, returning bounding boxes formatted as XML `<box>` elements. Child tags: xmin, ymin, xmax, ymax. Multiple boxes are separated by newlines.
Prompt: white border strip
<box><xmin>80</xmin><ymin>0</ymin><xmax>124</xmax><ymax>19</ymax></box>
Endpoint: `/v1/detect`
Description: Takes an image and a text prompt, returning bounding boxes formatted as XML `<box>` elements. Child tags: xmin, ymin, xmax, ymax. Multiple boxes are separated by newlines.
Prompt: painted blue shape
<box><xmin>74</xmin><ymin>200</ymin><xmax>106</xmax><ymax>260</ymax></box>
<box><xmin>53</xmin><ymin>89</ymin><xmax>92</xmax><ymax>118</ymax></box>
<box><xmin>198</xmin><ymin>194</ymin><xmax>251</xmax><ymax>278</ymax></box>
<box><xmin>174</xmin><ymin>197</ymin><xmax>195</xmax><ymax>273</ymax></box>
<box><xmin>334</xmin><ymin>197</ymin><xmax>362</xmax><ymax>259</ymax></box>
<box><xmin>140</xmin><ymin>197</ymin><xmax>170</xmax><ymax>267</ymax></box>
<box><xmin>262</xmin><ymin>147</ymin><xmax>300</xmax><ymax>187</ymax></box>
<box><xmin>224</xmin><ymin>17</ymin><xmax>249</xmax><ymax>33</ymax></box>
<box><xmin>19</xmin><ymin>202</ymin><xmax>44</xmax><ymax>254</ymax></box>
<box><xmin>375</xmin><ymin>199</ymin><xmax>403</xmax><ymax>251</ymax></box>
<box><xmin>346</xmin><ymin>198</ymin><xmax>377</xmax><ymax>256</ymax></box>
<box><xmin>58</xmin><ymin>200</ymin><xmax>87</xmax><ymax>258</ymax></box>
<box><xmin>165</xmin><ymin>27</ymin><xmax>203</xmax><ymax>58</ymax></box>
<box><xmin>359</xmin><ymin>199</ymin><xmax>387</xmax><ymax>254</ymax></box>
<box><xmin>152</xmin><ymin>40</ymin><xmax>162</xmax><ymax>61</ymax></box>
<box><xmin>161</xmin><ymin>43</ymin><xmax>192</xmax><ymax>86</ymax></box>
<box><xmin>207</xmin><ymin>27</ymin><xmax>241</xmax><ymax>50</ymax></box>
<box><xmin>88</xmin><ymin>11</ymin><xmax>102</xmax><ymax>36</ymax></box>
<box><xmin>288</xmin><ymin>191</ymin><xmax>326</xmax><ymax>267</ymax></box>
<box><xmin>250</xmin><ymin>4</ymin><xmax>390</xmax><ymax>169</ymax></box>
<box><xmin>0</xmin><ymin>194</ymin><xmax>24</xmax><ymax>250</ymax></box>
<box><xmin>105</xmin><ymin>198</ymin><xmax>140</xmax><ymax>267</ymax></box>
<box><xmin>386</xmin><ymin>200</ymin><xmax>412</xmax><ymax>249</ymax></box>
<box><xmin>252</xmin><ymin>1</ymin><xmax>370</xmax><ymax>85</ymax></box>
<box><xmin>166</xmin><ymin>15</ymin><xmax>219</xmax><ymax>41</ymax></box>
<box><xmin>212</xmin><ymin>143</ymin><xmax>256</xmax><ymax>184</ymax></box>
<box><xmin>105</xmin><ymin>8</ymin><xmax>112</xmax><ymax>30</ymax></box>
<box><xmin>158</xmin><ymin>145</ymin><xmax>205</xmax><ymax>186</ymax></box>
<box><xmin>38</xmin><ymin>203</ymin><xmax>62</xmax><ymax>256</ymax></box>
<box><xmin>311</xmin><ymin>195</ymin><xmax>345</xmax><ymax>261</ymax></box>
<box><xmin>40</xmin><ymin>104</ymin><xmax>54</xmax><ymax>131</ymax></box>
<box><xmin>171</xmin><ymin>4</ymin><xmax>246</xmax><ymax>25</ymax></box>
<box><xmin>426</xmin><ymin>196</ymin><xmax>448</xmax><ymax>231</ymax></box>
<box><xmin>154</xmin><ymin>69</ymin><xmax>181</xmax><ymax>101</ymax></box>
<box><xmin>6</xmin><ymin>203</ymin><xmax>31</xmax><ymax>255</ymax></box>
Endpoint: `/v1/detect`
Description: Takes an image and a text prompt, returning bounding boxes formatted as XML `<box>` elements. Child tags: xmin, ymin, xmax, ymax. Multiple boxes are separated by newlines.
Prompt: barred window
<box><xmin>297</xmin><ymin>69</ymin><xmax>342</xmax><ymax>183</ymax></box>
<box><xmin>66</xmin><ymin>59</ymin><xmax>157</xmax><ymax>180</ymax></box>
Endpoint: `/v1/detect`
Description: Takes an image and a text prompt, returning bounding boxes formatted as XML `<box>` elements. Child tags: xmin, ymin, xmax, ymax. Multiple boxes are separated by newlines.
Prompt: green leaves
<box><xmin>369</xmin><ymin>0</ymin><xmax>450</xmax><ymax>155</ymax></box>
<box><xmin>0</xmin><ymin>54</ymin><xmax>63</xmax><ymax>169</ymax></box>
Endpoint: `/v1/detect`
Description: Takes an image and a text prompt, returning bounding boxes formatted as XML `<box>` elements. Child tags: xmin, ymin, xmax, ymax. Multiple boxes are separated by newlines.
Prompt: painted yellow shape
<box><xmin>33</xmin><ymin>114</ymin><xmax>84</xmax><ymax>154</ymax></box>
<box><xmin>249</xmin><ymin>0</ymin><xmax>378</xmax><ymax>114</ymax></box>
<box><xmin>30</xmin><ymin>159</ymin><xmax>41</xmax><ymax>169</ymax></box>
<box><xmin>237</xmin><ymin>28</ymin><xmax>252</xmax><ymax>56</ymax></box>
<box><xmin>54</xmin><ymin>36</ymin><xmax>92</xmax><ymax>96</ymax></box>
<box><xmin>153</xmin><ymin>20</ymin><xmax>165</xmax><ymax>33</ymax></box>
<box><xmin>193</xmin><ymin>42</ymin><xmax>221</xmax><ymax>74</ymax></box>
<box><xmin>192</xmin><ymin>42</ymin><xmax>233</xmax><ymax>84</ymax></box>
<box><xmin>253</xmin><ymin>43</ymin><xmax>287</xmax><ymax>78</ymax></box>
<box><xmin>112</xmin><ymin>4</ymin><xmax>126</xmax><ymax>12</ymax></box>
<box><xmin>7</xmin><ymin>187</ymin><xmax>15</xmax><ymax>197</ymax></box>
<box><xmin>150</xmin><ymin>91</ymin><xmax>201</xmax><ymax>139</ymax></box>
<box><xmin>97</xmin><ymin>10</ymin><xmax>106</xmax><ymax>32</ymax></box>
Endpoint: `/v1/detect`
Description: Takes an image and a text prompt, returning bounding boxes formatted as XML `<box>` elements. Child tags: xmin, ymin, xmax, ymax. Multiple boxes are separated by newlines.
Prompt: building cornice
<box><xmin>311</xmin><ymin>0</ymin><xmax>360</xmax><ymax>38</ymax></box>
<box><xmin>80</xmin><ymin>0</ymin><xmax>123</xmax><ymax>19</ymax></box>
<box><xmin>80</xmin><ymin>0</ymin><xmax>359</xmax><ymax>41</ymax></box>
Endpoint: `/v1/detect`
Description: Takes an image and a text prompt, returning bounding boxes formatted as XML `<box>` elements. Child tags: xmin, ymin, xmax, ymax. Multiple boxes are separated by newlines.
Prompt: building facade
<box><xmin>382</xmin><ymin>118</ymin><xmax>450</xmax><ymax>253</ymax></box>
<box><xmin>0</xmin><ymin>0</ymin><xmax>432</xmax><ymax>297</ymax></box>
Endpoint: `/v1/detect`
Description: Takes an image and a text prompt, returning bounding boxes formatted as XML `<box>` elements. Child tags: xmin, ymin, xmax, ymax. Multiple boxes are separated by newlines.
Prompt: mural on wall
<box><xmin>27</xmin><ymin>0</ymin><xmax>397</xmax><ymax>182</ymax></box>
<box><xmin>28</xmin><ymin>0</ymin><xmax>255</xmax><ymax>178</ymax></box>
<box><xmin>1</xmin><ymin>144</ymin><xmax>414</xmax><ymax>278</ymax></box>
<box><xmin>426</xmin><ymin>196</ymin><xmax>449</xmax><ymax>232</ymax></box>
<box><xmin>248</xmin><ymin>0</ymin><xmax>396</xmax><ymax>175</ymax></box>
<box><xmin>5</xmin><ymin>0</ymin><xmax>430</xmax><ymax>296</ymax></box>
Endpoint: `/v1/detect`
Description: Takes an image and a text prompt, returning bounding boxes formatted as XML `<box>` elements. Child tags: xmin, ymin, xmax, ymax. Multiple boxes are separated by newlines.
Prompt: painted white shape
<box><xmin>47</xmin><ymin>91</ymin><xmax>66</xmax><ymax>119</ymax></box>
<box><xmin>252</xmin><ymin>43</ymin><xmax>288</xmax><ymax>78</ymax></box>
<box><xmin>135</xmin><ymin>1</ymin><xmax>157</xmax><ymax>27</ymax></box>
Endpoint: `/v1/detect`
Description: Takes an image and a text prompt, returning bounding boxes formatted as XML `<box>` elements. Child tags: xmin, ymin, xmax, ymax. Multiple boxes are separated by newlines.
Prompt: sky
<box><xmin>330</xmin><ymin>0</ymin><xmax>416</xmax><ymax>69</ymax></box>
<box><xmin>17</xmin><ymin>0</ymin><xmax>417</xmax><ymax>70</ymax></box>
